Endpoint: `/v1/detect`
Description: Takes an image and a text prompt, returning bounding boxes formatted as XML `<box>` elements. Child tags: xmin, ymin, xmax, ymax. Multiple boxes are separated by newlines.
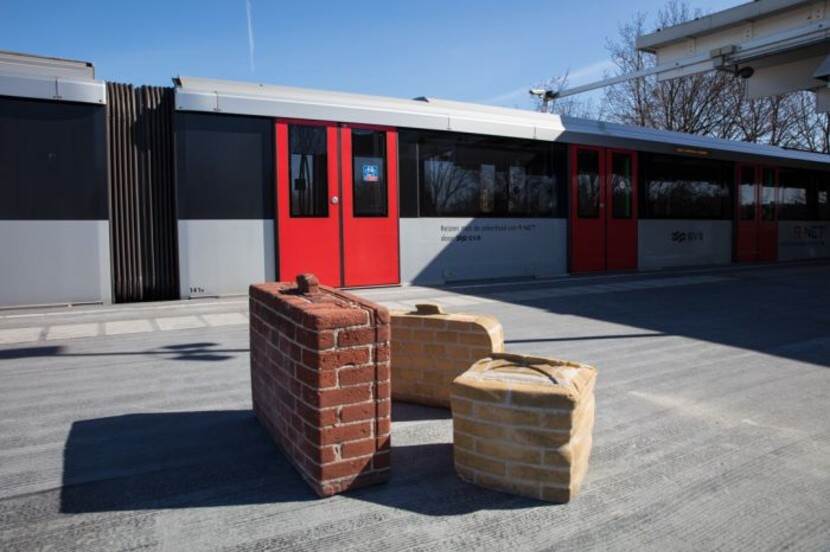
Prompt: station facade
<box><xmin>1</xmin><ymin>52</ymin><xmax>829</xmax><ymax>307</ymax></box>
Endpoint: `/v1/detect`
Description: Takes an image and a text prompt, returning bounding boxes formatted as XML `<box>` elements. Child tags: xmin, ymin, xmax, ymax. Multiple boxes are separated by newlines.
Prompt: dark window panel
<box><xmin>0</xmin><ymin>96</ymin><xmax>107</xmax><ymax>220</ymax></box>
<box><xmin>576</xmin><ymin>150</ymin><xmax>600</xmax><ymax>218</ymax></box>
<box><xmin>175</xmin><ymin>112</ymin><xmax>274</xmax><ymax>220</ymax></box>
<box><xmin>398</xmin><ymin>131</ymin><xmax>419</xmax><ymax>217</ymax></box>
<box><xmin>639</xmin><ymin>153</ymin><xmax>733</xmax><ymax>220</ymax></box>
<box><xmin>761</xmin><ymin>168</ymin><xmax>777</xmax><ymax>222</ymax></box>
<box><xmin>738</xmin><ymin>166</ymin><xmax>756</xmax><ymax>221</ymax></box>
<box><xmin>351</xmin><ymin>128</ymin><xmax>387</xmax><ymax>217</ymax></box>
<box><xmin>778</xmin><ymin>169</ymin><xmax>830</xmax><ymax>221</ymax></box>
<box><xmin>288</xmin><ymin>125</ymin><xmax>328</xmax><ymax>218</ymax></box>
<box><xmin>400</xmin><ymin>129</ymin><xmax>566</xmax><ymax>218</ymax></box>
<box><xmin>611</xmin><ymin>153</ymin><xmax>633</xmax><ymax>219</ymax></box>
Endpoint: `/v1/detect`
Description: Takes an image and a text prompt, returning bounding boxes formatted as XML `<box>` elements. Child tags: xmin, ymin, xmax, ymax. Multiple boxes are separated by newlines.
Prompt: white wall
<box><xmin>400</xmin><ymin>218</ymin><xmax>567</xmax><ymax>285</ymax></box>
<box><xmin>178</xmin><ymin>219</ymin><xmax>275</xmax><ymax>298</ymax></box>
<box><xmin>778</xmin><ymin>221</ymin><xmax>830</xmax><ymax>261</ymax></box>
<box><xmin>0</xmin><ymin>220</ymin><xmax>111</xmax><ymax>307</ymax></box>
<box><xmin>638</xmin><ymin>220</ymin><xmax>732</xmax><ymax>270</ymax></box>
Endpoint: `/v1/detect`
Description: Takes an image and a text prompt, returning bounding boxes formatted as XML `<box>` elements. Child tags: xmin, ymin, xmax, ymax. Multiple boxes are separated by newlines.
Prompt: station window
<box><xmin>639</xmin><ymin>154</ymin><xmax>733</xmax><ymax>219</ymax></box>
<box><xmin>289</xmin><ymin>125</ymin><xmax>328</xmax><ymax>217</ymax></box>
<box><xmin>779</xmin><ymin>169</ymin><xmax>830</xmax><ymax>221</ymax></box>
<box><xmin>351</xmin><ymin>129</ymin><xmax>387</xmax><ymax>217</ymax></box>
<box><xmin>611</xmin><ymin>153</ymin><xmax>633</xmax><ymax>219</ymax></box>
<box><xmin>398</xmin><ymin>130</ymin><xmax>566</xmax><ymax>217</ymax></box>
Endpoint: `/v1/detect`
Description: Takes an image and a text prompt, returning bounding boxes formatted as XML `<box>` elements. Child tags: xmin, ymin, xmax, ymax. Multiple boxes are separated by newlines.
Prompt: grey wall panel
<box><xmin>0</xmin><ymin>220</ymin><xmax>111</xmax><ymax>307</ymax></box>
<box><xmin>400</xmin><ymin>218</ymin><xmax>567</xmax><ymax>285</ymax></box>
<box><xmin>778</xmin><ymin>221</ymin><xmax>830</xmax><ymax>261</ymax></box>
<box><xmin>638</xmin><ymin>220</ymin><xmax>732</xmax><ymax>270</ymax></box>
<box><xmin>178</xmin><ymin>219</ymin><xmax>275</xmax><ymax>298</ymax></box>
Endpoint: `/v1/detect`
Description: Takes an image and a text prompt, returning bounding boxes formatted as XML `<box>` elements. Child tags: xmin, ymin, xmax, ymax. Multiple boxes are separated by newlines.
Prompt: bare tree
<box><xmin>564</xmin><ymin>0</ymin><xmax>829</xmax><ymax>153</ymax></box>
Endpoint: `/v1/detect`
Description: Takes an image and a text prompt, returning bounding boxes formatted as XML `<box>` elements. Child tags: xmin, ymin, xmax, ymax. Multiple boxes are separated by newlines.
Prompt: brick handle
<box><xmin>296</xmin><ymin>273</ymin><xmax>320</xmax><ymax>295</ymax></box>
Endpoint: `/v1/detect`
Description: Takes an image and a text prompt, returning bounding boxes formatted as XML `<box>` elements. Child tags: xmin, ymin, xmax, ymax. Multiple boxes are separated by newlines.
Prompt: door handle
<box><xmin>331</xmin><ymin>196</ymin><xmax>339</xmax><ymax>205</ymax></box>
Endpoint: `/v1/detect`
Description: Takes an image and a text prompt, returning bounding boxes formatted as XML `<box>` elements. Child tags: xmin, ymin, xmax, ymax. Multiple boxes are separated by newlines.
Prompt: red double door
<box><xmin>276</xmin><ymin>120</ymin><xmax>399</xmax><ymax>287</ymax></box>
<box><xmin>735</xmin><ymin>164</ymin><xmax>778</xmax><ymax>262</ymax></box>
<box><xmin>570</xmin><ymin>146</ymin><xmax>638</xmax><ymax>272</ymax></box>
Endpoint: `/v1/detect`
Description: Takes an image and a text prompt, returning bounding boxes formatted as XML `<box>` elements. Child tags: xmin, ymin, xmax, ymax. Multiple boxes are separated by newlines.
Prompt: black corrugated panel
<box><xmin>107</xmin><ymin>83</ymin><xmax>179</xmax><ymax>302</ymax></box>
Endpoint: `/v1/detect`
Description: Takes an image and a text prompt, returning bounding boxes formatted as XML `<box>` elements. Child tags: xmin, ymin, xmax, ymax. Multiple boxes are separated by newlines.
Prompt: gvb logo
<box><xmin>671</xmin><ymin>231</ymin><xmax>703</xmax><ymax>243</ymax></box>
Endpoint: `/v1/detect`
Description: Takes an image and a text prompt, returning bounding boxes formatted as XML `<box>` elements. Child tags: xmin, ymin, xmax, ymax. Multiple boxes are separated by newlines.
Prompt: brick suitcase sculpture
<box><xmin>451</xmin><ymin>352</ymin><xmax>597</xmax><ymax>503</ymax></box>
<box><xmin>249</xmin><ymin>274</ymin><xmax>391</xmax><ymax>497</ymax></box>
<box><xmin>390</xmin><ymin>303</ymin><xmax>504</xmax><ymax>408</ymax></box>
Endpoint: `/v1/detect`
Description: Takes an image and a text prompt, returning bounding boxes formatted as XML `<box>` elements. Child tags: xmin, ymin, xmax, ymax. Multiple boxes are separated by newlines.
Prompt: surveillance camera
<box><xmin>737</xmin><ymin>66</ymin><xmax>754</xmax><ymax>79</ymax></box>
<box><xmin>529</xmin><ymin>89</ymin><xmax>547</xmax><ymax>97</ymax></box>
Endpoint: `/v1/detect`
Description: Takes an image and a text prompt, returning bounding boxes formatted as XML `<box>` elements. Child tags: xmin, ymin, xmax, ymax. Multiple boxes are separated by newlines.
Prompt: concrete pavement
<box><xmin>1</xmin><ymin>262</ymin><xmax>828</xmax><ymax>551</ymax></box>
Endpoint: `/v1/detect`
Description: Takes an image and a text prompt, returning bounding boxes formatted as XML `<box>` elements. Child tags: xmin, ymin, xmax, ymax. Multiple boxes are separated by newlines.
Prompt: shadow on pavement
<box><xmin>61</xmin><ymin>409</ymin><xmax>537</xmax><ymax>515</ymax></box>
<box><xmin>0</xmin><ymin>342</ymin><xmax>246</xmax><ymax>362</ymax></box>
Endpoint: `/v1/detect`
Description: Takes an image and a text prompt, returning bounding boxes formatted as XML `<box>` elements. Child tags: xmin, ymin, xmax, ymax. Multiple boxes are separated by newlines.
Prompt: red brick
<box><xmin>341</xmin><ymin>438</ymin><xmax>377</xmax><ymax>459</ymax></box>
<box><xmin>319</xmin><ymin>457</ymin><xmax>373</xmax><ymax>480</ymax></box>
<box><xmin>338</xmin><ymin>365</ymin><xmax>376</xmax><ymax>386</ymax></box>
<box><xmin>296</xmin><ymin>364</ymin><xmax>337</xmax><ymax>388</ymax></box>
<box><xmin>317</xmin><ymin>421</ymin><xmax>373</xmax><ymax>445</ymax></box>
<box><xmin>339</xmin><ymin>402</ymin><xmax>376</xmax><ymax>423</ymax></box>
<box><xmin>303</xmin><ymin>308</ymin><xmax>368</xmax><ymax>330</ymax></box>
<box><xmin>317</xmin><ymin>385</ymin><xmax>372</xmax><ymax>408</ymax></box>
<box><xmin>377</xmin><ymin>400</ymin><xmax>391</xmax><ymax>418</ymax></box>
<box><xmin>304</xmin><ymin>348</ymin><xmax>370</xmax><ymax>371</ymax></box>
<box><xmin>375</xmin><ymin>344</ymin><xmax>390</xmax><ymax>362</ymax></box>
<box><xmin>250</xmin><ymin>278</ymin><xmax>391</xmax><ymax>497</ymax></box>
<box><xmin>296</xmin><ymin>328</ymin><xmax>335</xmax><ymax>350</ymax></box>
<box><xmin>338</xmin><ymin>327</ymin><xmax>376</xmax><ymax>347</ymax></box>
<box><xmin>373</xmin><ymin>451</ymin><xmax>391</xmax><ymax>469</ymax></box>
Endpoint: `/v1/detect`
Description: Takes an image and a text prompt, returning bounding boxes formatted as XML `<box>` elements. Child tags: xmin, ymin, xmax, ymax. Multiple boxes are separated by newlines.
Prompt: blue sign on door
<box><xmin>362</xmin><ymin>164</ymin><xmax>379</xmax><ymax>182</ymax></box>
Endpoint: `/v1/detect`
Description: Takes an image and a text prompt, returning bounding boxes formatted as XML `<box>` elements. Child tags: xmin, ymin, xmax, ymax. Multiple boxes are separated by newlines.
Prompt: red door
<box><xmin>340</xmin><ymin>125</ymin><xmax>399</xmax><ymax>287</ymax></box>
<box><xmin>570</xmin><ymin>146</ymin><xmax>638</xmax><ymax>272</ymax></box>
<box><xmin>276</xmin><ymin>120</ymin><xmax>399</xmax><ymax>287</ymax></box>
<box><xmin>735</xmin><ymin>164</ymin><xmax>778</xmax><ymax>262</ymax></box>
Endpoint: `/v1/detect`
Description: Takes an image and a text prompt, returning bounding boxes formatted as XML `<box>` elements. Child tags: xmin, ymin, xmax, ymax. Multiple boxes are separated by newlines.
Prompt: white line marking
<box><xmin>155</xmin><ymin>316</ymin><xmax>207</xmax><ymax>331</ymax></box>
<box><xmin>201</xmin><ymin>313</ymin><xmax>248</xmax><ymax>327</ymax></box>
<box><xmin>104</xmin><ymin>320</ymin><xmax>155</xmax><ymax>336</ymax></box>
<box><xmin>46</xmin><ymin>323</ymin><xmax>99</xmax><ymax>341</ymax></box>
<box><xmin>0</xmin><ymin>327</ymin><xmax>43</xmax><ymax>345</ymax></box>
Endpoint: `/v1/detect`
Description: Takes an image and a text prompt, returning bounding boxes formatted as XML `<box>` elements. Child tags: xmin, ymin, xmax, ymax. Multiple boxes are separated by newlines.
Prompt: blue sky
<box><xmin>3</xmin><ymin>0</ymin><xmax>742</xmax><ymax>109</ymax></box>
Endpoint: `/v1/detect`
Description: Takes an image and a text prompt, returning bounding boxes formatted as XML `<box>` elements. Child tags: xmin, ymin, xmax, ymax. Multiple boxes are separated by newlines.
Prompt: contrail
<box><xmin>245</xmin><ymin>0</ymin><xmax>255</xmax><ymax>72</ymax></box>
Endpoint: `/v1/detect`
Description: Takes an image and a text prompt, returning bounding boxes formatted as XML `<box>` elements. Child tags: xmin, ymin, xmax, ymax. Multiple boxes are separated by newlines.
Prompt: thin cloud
<box><xmin>567</xmin><ymin>59</ymin><xmax>616</xmax><ymax>85</ymax></box>
<box><xmin>476</xmin><ymin>86</ymin><xmax>532</xmax><ymax>106</ymax></box>
<box><xmin>245</xmin><ymin>0</ymin><xmax>255</xmax><ymax>72</ymax></box>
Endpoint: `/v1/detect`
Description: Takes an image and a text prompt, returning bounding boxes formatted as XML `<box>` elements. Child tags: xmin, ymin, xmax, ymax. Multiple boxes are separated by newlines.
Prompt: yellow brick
<box><xmin>540</xmin><ymin>485</ymin><xmax>573</xmax><ymax>503</ymax></box>
<box><xmin>434</xmin><ymin>331</ymin><xmax>459</xmax><ymax>344</ymax></box>
<box><xmin>454</xmin><ymin>448</ymin><xmax>506</xmax><ymax>477</ymax></box>
<box><xmin>475</xmin><ymin>473</ymin><xmax>542</xmax><ymax>500</ymax></box>
<box><xmin>507</xmin><ymin>426</ymin><xmax>571</xmax><ymax>448</ymax></box>
<box><xmin>475</xmin><ymin>403</ymin><xmax>539</xmax><ymax>426</ymax></box>
<box><xmin>451</xmin><ymin>397</ymin><xmax>473</xmax><ymax>416</ymax></box>
<box><xmin>458</xmin><ymin>332</ymin><xmax>490</xmax><ymax>346</ymax></box>
<box><xmin>508</xmin><ymin>464</ymin><xmax>570</xmax><ymax>485</ymax></box>
<box><xmin>453</xmin><ymin>416</ymin><xmax>507</xmax><ymax>440</ymax></box>
<box><xmin>509</xmin><ymin>387</ymin><xmax>578</xmax><ymax>410</ymax></box>
<box><xmin>476</xmin><ymin>440</ymin><xmax>541</xmax><ymax>464</ymax></box>
<box><xmin>421</xmin><ymin>318</ymin><xmax>448</xmax><ymax>330</ymax></box>
<box><xmin>452</xmin><ymin>379</ymin><xmax>509</xmax><ymax>405</ymax></box>
<box><xmin>453</xmin><ymin>430</ymin><xmax>476</xmax><ymax>452</ymax></box>
<box><xmin>423</xmin><ymin>343</ymin><xmax>446</xmax><ymax>356</ymax></box>
<box><xmin>411</xmin><ymin>329</ymin><xmax>435</xmax><ymax>342</ymax></box>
